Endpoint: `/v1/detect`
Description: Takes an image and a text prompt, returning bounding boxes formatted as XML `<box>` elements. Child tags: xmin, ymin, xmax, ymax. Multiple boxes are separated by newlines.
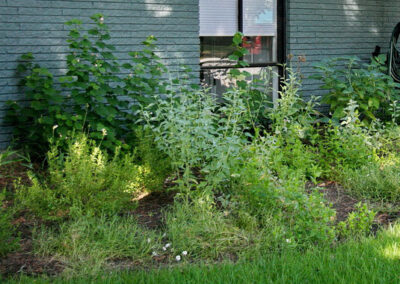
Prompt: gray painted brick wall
<box><xmin>287</xmin><ymin>0</ymin><xmax>400</xmax><ymax>103</ymax></box>
<box><xmin>1</xmin><ymin>0</ymin><xmax>400</xmax><ymax>147</ymax></box>
<box><xmin>0</xmin><ymin>0</ymin><xmax>200</xmax><ymax>148</ymax></box>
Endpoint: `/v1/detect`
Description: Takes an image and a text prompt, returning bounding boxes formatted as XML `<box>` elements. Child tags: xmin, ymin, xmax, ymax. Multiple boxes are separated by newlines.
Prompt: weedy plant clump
<box><xmin>15</xmin><ymin>134</ymin><xmax>156</xmax><ymax>220</ymax></box>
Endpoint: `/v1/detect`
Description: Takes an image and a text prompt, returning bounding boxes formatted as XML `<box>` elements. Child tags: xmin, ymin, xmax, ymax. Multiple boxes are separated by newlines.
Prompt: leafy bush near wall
<box><xmin>7</xmin><ymin>14</ymin><xmax>169</xmax><ymax>156</ymax></box>
<box><xmin>312</xmin><ymin>55</ymin><xmax>400</xmax><ymax>123</ymax></box>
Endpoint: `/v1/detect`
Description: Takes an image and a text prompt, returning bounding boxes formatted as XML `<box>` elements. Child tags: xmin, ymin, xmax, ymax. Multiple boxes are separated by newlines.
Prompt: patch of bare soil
<box><xmin>0</xmin><ymin>218</ymin><xmax>64</xmax><ymax>277</ymax></box>
<box><xmin>0</xmin><ymin>161</ymin><xmax>32</xmax><ymax>191</ymax></box>
<box><xmin>316</xmin><ymin>181</ymin><xmax>400</xmax><ymax>226</ymax></box>
<box><xmin>317</xmin><ymin>181</ymin><xmax>359</xmax><ymax>223</ymax></box>
<box><xmin>131</xmin><ymin>190</ymin><xmax>176</xmax><ymax>229</ymax></box>
<box><xmin>0</xmin><ymin>239</ymin><xmax>63</xmax><ymax>277</ymax></box>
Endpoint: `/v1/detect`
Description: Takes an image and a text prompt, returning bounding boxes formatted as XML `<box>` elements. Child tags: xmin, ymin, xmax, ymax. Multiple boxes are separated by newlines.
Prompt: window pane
<box><xmin>243</xmin><ymin>0</ymin><xmax>276</xmax><ymax>36</ymax></box>
<box><xmin>200</xmin><ymin>36</ymin><xmax>274</xmax><ymax>66</ymax></box>
<box><xmin>200</xmin><ymin>37</ymin><xmax>236</xmax><ymax>66</ymax></box>
<box><xmin>243</xmin><ymin>36</ymin><xmax>274</xmax><ymax>63</ymax></box>
<box><xmin>200</xmin><ymin>0</ymin><xmax>238</xmax><ymax>36</ymax></box>
<box><xmin>201</xmin><ymin>67</ymin><xmax>277</xmax><ymax>100</ymax></box>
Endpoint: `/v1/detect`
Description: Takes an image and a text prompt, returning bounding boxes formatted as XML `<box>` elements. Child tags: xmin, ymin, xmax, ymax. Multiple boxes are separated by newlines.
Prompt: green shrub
<box><xmin>234</xmin><ymin>141</ymin><xmax>336</xmax><ymax>248</ymax></box>
<box><xmin>319</xmin><ymin>101</ymin><xmax>376</xmax><ymax>176</ymax></box>
<box><xmin>269</xmin><ymin>67</ymin><xmax>319</xmax><ymax>144</ymax></box>
<box><xmin>33</xmin><ymin>214</ymin><xmax>161</xmax><ymax>276</ymax></box>
<box><xmin>226</xmin><ymin>68</ymin><xmax>335</xmax><ymax>248</ymax></box>
<box><xmin>337</xmin><ymin>203</ymin><xmax>376</xmax><ymax>240</ymax></box>
<box><xmin>15</xmin><ymin>135</ymin><xmax>153</xmax><ymax>220</ymax></box>
<box><xmin>7</xmin><ymin>14</ymin><xmax>168</xmax><ymax>156</ymax></box>
<box><xmin>312</xmin><ymin>55</ymin><xmax>400</xmax><ymax>122</ymax></box>
<box><xmin>142</xmin><ymin>83</ymin><xmax>249</xmax><ymax>193</ymax></box>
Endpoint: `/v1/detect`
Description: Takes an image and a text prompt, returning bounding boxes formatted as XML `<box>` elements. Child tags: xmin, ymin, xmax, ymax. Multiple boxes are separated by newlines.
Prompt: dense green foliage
<box><xmin>312</xmin><ymin>55</ymin><xmax>400</xmax><ymax>122</ymax></box>
<box><xmin>3</xmin><ymin>17</ymin><xmax>400</xmax><ymax>282</ymax></box>
<box><xmin>7</xmin><ymin>14</ymin><xmax>168</xmax><ymax>156</ymax></box>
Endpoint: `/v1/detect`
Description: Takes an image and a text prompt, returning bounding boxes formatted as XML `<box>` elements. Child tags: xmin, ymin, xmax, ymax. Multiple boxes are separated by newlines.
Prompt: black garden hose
<box><xmin>388</xmin><ymin>22</ymin><xmax>400</xmax><ymax>83</ymax></box>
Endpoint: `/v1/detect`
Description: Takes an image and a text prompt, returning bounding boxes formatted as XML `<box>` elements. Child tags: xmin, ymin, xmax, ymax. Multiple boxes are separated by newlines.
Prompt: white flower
<box><xmin>147</xmin><ymin>238</ymin><xmax>151</xmax><ymax>243</ymax></box>
<box><xmin>101</xmin><ymin>128</ymin><xmax>107</xmax><ymax>136</ymax></box>
<box><xmin>175</xmin><ymin>255</ymin><xmax>181</xmax><ymax>261</ymax></box>
<box><xmin>182</xmin><ymin>251</ymin><xmax>187</xmax><ymax>256</ymax></box>
<box><xmin>152</xmin><ymin>251</ymin><xmax>158</xmax><ymax>256</ymax></box>
<box><xmin>100</xmin><ymin>17</ymin><xmax>104</xmax><ymax>23</ymax></box>
<box><xmin>165</xmin><ymin>243</ymin><xmax>171</xmax><ymax>248</ymax></box>
<box><xmin>52</xmin><ymin>125</ymin><xmax>58</xmax><ymax>130</ymax></box>
<box><xmin>162</xmin><ymin>247</ymin><xmax>167</xmax><ymax>251</ymax></box>
<box><xmin>286</xmin><ymin>239</ymin><xmax>291</xmax><ymax>243</ymax></box>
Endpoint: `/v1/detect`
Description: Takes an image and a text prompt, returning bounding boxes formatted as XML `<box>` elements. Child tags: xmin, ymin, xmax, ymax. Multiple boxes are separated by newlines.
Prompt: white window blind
<box><xmin>199</xmin><ymin>0</ymin><xmax>238</xmax><ymax>36</ymax></box>
<box><xmin>243</xmin><ymin>0</ymin><xmax>276</xmax><ymax>36</ymax></box>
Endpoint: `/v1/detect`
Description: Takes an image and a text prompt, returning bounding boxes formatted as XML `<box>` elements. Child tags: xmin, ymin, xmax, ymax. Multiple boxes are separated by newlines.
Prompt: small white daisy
<box><xmin>182</xmin><ymin>251</ymin><xmax>188</xmax><ymax>256</ymax></box>
<box><xmin>176</xmin><ymin>255</ymin><xmax>181</xmax><ymax>262</ymax></box>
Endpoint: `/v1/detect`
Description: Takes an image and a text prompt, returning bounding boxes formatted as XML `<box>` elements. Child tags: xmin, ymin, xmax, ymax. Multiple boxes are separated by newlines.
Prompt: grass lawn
<box><xmin>5</xmin><ymin>224</ymin><xmax>400</xmax><ymax>284</ymax></box>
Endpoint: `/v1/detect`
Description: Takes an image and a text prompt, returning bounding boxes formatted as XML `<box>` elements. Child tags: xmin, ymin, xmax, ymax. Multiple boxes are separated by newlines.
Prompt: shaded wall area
<box><xmin>0</xmin><ymin>0</ymin><xmax>200</xmax><ymax>148</ymax></box>
<box><xmin>287</xmin><ymin>0</ymin><xmax>400</xmax><ymax>102</ymax></box>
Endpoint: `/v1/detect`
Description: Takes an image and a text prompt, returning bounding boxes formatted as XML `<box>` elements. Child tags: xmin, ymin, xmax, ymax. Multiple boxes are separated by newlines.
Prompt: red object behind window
<box><xmin>252</xmin><ymin>36</ymin><xmax>262</xmax><ymax>55</ymax></box>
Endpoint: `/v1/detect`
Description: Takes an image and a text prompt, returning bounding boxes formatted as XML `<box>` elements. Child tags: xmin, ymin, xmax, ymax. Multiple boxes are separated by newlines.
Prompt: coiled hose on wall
<box><xmin>388</xmin><ymin>22</ymin><xmax>400</xmax><ymax>83</ymax></box>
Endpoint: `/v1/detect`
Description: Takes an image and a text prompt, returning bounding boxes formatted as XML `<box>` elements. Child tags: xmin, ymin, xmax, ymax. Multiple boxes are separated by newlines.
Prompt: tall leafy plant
<box><xmin>8</xmin><ymin>14</ymin><xmax>168</xmax><ymax>157</ymax></box>
<box><xmin>7</xmin><ymin>53</ymin><xmax>64</xmax><ymax>155</ymax></box>
<box><xmin>60</xmin><ymin>15</ymin><xmax>128</xmax><ymax>149</ymax></box>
